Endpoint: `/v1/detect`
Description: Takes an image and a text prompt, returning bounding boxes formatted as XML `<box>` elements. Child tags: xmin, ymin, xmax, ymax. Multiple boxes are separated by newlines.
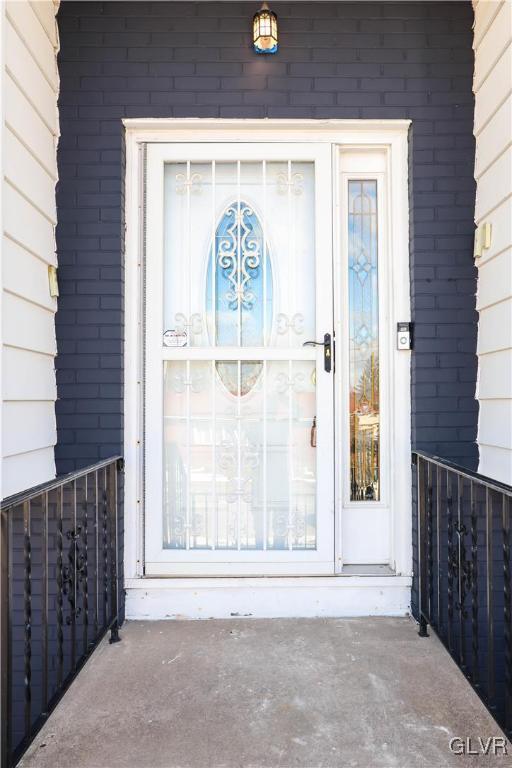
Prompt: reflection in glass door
<box><xmin>163</xmin><ymin>359</ymin><xmax>317</xmax><ymax>552</ymax></box>
<box><xmin>144</xmin><ymin>144</ymin><xmax>334</xmax><ymax>575</ymax></box>
<box><xmin>348</xmin><ymin>180</ymin><xmax>380</xmax><ymax>502</ymax></box>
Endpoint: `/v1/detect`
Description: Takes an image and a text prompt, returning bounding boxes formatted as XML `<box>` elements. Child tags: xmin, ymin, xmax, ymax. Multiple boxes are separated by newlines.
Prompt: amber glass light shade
<box><xmin>253</xmin><ymin>2</ymin><xmax>278</xmax><ymax>54</ymax></box>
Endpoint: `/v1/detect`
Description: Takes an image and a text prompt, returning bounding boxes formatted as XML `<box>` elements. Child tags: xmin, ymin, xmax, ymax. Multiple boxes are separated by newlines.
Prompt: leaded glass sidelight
<box><xmin>348</xmin><ymin>180</ymin><xmax>380</xmax><ymax>502</ymax></box>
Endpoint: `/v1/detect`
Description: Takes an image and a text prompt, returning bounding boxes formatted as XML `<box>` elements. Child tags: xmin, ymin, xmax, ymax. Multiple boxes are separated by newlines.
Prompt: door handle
<box><xmin>303</xmin><ymin>333</ymin><xmax>332</xmax><ymax>373</ymax></box>
<box><xmin>310</xmin><ymin>416</ymin><xmax>317</xmax><ymax>448</ymax></box>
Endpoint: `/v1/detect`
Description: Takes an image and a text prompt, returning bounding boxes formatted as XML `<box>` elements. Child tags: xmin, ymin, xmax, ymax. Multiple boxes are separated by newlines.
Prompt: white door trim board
<box><xmin>125</xmin><ymin>575</ymin><xmax>412</xmax><ymax>620</ymax></box>
<box><xmin>123</xmin><ymin>119</ymin><xmax>412</xmax><ymax>615</ymax></box>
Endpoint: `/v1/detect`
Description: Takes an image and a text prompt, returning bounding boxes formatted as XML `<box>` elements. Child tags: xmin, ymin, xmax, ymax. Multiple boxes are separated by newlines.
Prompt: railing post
<box><xmin>486</xmin><ymin>488</ymin><xmax>495</xmax><ymax>710</ymax></box>
<box><xmin>470</xmin><ymin>481</ymin><xmax>479</xmax><ymax>688</ymax></box>
<box><xmin>1</xmin><ymin>507</ymin><xmax>11</xmax><ymax>768</ymax></box>
<box><xmin>41</xmin><ymin>493</ymin><xmax>49</xmax><ymax>716</ymax></box>
<box><xmin>81</xmin><ymin>480</ymin><xmax>89</xmax><ymax>657</ymax></box>
<box><xmin>23</xmin><ymin>501</ymin><xmax>32</xmax><ymax>741</ymax></box>
<box><xmin>457</xmin><ymin>475</ymin><xmax>466</xmax><ymax>670</ymax></box>
<box><xmin>56</xmin><ymin>486</ymin><xmax>64</xmax><ymax>689</ymax></box>
<box><xmin>426</xmin><ymin>462</ymin><xmax>434</xmax><ymax>625</ymax></box>
<box><xmin>447</xmin><ymin>470</ymin><xmax>454</xmax><ymax>654</ymax></box>
<box><xmin>94</xmin><ymin>471</ymin><xmax>99</xmax><ymax>639</ymax></box>
<box><xmin>417</xmin><ymin>455</ymin><xmax>429</xmax><ymax>637</ymax></box>
<box><xmin>101</xmin><ymin>469</ymin><xmax>108</xmax><ymax>630</ymax></box>
<box><xmin>436</xmin><ymin>465</ymin><xmax>442</xmax><ymax>633</ymax></box>
<box><xmin>503</xmin><ymin>493</ymin><xmax>511</xmax><ymax>734</ymax></box>
<box><xmin>109</xmin><ymin>460</ymin><xmax>121</xmax><ymax>644</ymax></box>
<box><xmin>70</xmin><ymin>480</ymin><xmax>77</xmax><ymax>673</ymax></box>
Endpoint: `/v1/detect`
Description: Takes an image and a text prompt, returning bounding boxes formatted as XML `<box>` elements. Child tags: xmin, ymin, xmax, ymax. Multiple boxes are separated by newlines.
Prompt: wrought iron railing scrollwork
<box><xmin>0</xmin><ymin>456</ymin><xmax>123</xmax><ymax>768</ymax></box>
<box><xmin>414</xmin><ymin>450</ymin><xmax>512</xmax><ymax>736</ymax></box>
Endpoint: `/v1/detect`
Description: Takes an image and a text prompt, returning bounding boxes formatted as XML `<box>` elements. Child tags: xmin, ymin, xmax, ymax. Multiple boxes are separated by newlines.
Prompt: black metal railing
<box><xmin>0</xmin><ymin>456</ymin><xmax>123</xmax><ymax>768</ymax></box>
<box><xmin>414</xmin><ymin>450</ymin><xmax>512</xmax><ymax>736</ymax></box>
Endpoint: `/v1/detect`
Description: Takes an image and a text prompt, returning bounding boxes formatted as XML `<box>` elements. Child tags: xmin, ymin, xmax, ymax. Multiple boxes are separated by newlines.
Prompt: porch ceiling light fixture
<box><xmin>253</xmin><ymin>2</ymin><xmax>278</xmax><ymax>54</ymax></box>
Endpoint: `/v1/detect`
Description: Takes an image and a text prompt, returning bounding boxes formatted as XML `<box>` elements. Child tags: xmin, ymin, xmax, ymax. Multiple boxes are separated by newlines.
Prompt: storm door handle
<box><xmin>303</xmin><ymin>333</ymin><xmax>332</xmax><ymax>373</ymax></box>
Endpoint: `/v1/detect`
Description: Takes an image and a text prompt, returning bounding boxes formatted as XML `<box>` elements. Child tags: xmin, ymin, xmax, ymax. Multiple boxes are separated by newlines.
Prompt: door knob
<box><xmin>303</xmin><ymin>333</ymin><xmax>332</xmax><ymax>373</ymax></box>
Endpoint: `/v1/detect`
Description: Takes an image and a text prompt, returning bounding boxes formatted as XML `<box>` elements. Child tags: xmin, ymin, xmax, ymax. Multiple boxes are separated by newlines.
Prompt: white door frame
<box><xmin>123</xmin><ymin>119</ymin><xmax>412</xmax><ymax>582</ymax></box>
<box><xmin>335</xmin><ymin>149</ymin><xmax>391</xmax><ymax>568</ymax></box>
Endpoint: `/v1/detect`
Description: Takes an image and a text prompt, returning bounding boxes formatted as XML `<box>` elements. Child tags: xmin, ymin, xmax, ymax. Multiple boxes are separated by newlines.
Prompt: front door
<box><xmin>144</xmin><ymin>143</ymin><xmax>335</xmax><ymax>575</ymax></box>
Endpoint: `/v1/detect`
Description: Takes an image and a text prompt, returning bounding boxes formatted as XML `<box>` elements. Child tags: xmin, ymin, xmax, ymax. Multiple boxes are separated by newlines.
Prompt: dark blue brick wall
<box><xmin>55</xmin><ymin>0</ymin><xmax>478</xmax><ymax>475</ymax></box>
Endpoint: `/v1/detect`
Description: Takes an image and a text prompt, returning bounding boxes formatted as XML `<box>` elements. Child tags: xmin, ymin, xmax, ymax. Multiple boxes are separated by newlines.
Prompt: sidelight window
<box><xmin>348</xmin><ymin>180</ymin><xmax>380</xmax><ymax>502</ymax></box>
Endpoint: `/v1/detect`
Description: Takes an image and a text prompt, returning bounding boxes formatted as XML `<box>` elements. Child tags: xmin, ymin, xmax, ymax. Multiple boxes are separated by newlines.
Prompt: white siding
<box><xmin>1</xmin><ymin>1</ymin><xmax>60</xmax><ymax>498</ymax></box>
<box><xmin>473</xmin><ymin>0</ymin><xmax>512</xmax><ymax>485</ymax></box>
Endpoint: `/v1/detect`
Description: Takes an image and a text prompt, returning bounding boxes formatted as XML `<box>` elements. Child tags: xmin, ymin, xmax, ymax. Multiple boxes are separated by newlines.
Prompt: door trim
<box><xmin>123</xmin><ymin>119</ymin><xmax>412</xmax><ymax>582</ymax></box>
<box><xmin>334</xmin><ymin>149</ymin><xmax>395</xmax><ymax>568</ymax></box>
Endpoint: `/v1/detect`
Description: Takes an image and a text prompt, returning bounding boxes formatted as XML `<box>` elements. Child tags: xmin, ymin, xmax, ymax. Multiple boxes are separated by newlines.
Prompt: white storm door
<box><xmin>144</xmin><ymin>143</ymin><xmax>334</xmax><ymax>576</ymax></box>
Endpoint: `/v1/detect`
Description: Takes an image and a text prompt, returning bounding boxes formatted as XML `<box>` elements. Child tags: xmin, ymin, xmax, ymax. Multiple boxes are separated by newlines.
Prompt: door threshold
<box><xmin>340</xmin><ymin>564</ymin><xmax>396</xmax><ymax>576</ymax></box>
<box><xmin>125</xmin><ymin>573</ymin><xmax>411</xmax><ymax>620</ymax></box>
<box><xmin>137</xmin><ymin>565</ymin><xmax>396</xmax><ymax>579</ymax></box>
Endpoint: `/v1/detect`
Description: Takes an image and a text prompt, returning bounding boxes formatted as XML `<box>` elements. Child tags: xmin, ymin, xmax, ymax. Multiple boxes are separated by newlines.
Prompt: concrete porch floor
<box><xmin>19</xmin><ymin>618</ymin><xmax>507</xmax><ymax>768</ymax></box>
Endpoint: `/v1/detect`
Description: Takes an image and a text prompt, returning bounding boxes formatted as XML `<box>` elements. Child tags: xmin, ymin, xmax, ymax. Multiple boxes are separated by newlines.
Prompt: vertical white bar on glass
<box><xmin>262</xmin><ymin>161</ymin><xmax>268</xmax><ymax>549</ymax></box>
<box><xmin>236</xmin><ymin>163</ymin><xmax>242</xmax><ymax>548</ymax></box>
<box><xmin>263</xmin><ymin>160</ymin><xmax>267</xmax><ymax>347</ymax></box>
<box><xmin>186</xmin><ymin>160</ymin><xmax>191</xmax><ymax>346</ymax></box>
<box><xmin>237</xmin><ymin>359</ymin><xmax>241</xmax><ymax>550</ymax></box>
<box><xmin>288</xmin><ymin>358</ymin><xmax>293</xmax><ymax>551</ymax></box>
<box><xmin>287</xmin><ymin>160</ymin><xmax>292</xmax><ymax>347</ymax></box>
<box><xmin>212</xmin><ymin>161</ymin><xmax>216</xmax><ymax>347</ymax></box>
<box><xmin>287</xmin><ymin>161</ymin><xmax>294</xmax><ymax>550</ymax></box>
<box><xmin>211</xmin><ymin>162</ymin><xmax>217</xmax><ymax>549</ymax></box>
<box><xmin>186</xmin><ymin>359</ymin><xmax>191</xmax><ymax>550</ymax></box>
<box><xmin>237</xmin><ymin>160</ymin><xmax>241</xmax><ymax>349</ymax></box>
<box><xmin>211</xmin><ymin>358</ymin><xmax>216</xmax><ymax>550</ymax></box>
<box><xmin>164</xmin><ymin>370</ymin><xmax>171</xmax><ymax>545</ymax></box>
<box><xmin>263</xmin><ymin>360</ymin><xmax>267</xmax><ymax>550</ymax></box>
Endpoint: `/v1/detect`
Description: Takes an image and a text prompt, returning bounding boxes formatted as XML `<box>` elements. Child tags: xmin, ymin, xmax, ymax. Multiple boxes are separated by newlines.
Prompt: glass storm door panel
<box><xmin>144</xmin><ymin>143</ymin><xmax>334</xmax><ymax>576</ymax></box>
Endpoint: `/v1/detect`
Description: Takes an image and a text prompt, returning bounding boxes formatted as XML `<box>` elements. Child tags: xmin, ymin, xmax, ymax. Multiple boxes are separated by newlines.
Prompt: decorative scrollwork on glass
<box><xmin>276</xmin><ymin>171</ymin><xmax>304</xmax><ymax>196</ymax></box>
<box><xmin>218</xmin><ymin>431</ymin><xmax>259</xmax><ymax>504</ymax></box>
<box><xmin>169</xmin><ymin>371</ymin><xmax>205</xmax><ymax>394</ymax></box>
<box><xmin>175</xmin><ymin>171</ymin><xmax>202</xmax><ymax>194</ymax></box>
<box><xmin>171</xmin><ymin>516</ymin><xmax>188</xmax><ymax>538</ymax></box>
<box><xmin>276</xmin><ymin>312</ymin><xmax>304</xmax><ymax>336</ymax></box>
<box><xmin>207</xmin><ymin>200</ymin><xmax>272</xmax><ymax>352</ymax></box>
<box><xmin>272</xmin><ymin>507</ymin><xmax>290</xmax><ymax>538</ymax></box>
<box><xmin>217</xmin><ymin>205</ymin><xmax>261</xmax><ymax>311</ymax></box>
<box><xmin>274</xmin><ymin>372</ymin><xmax>305</xmax><ymax>394</ymax></box>
<box><xmin>174</xmin><ymin>312</ymin><xmax>203</xmax><ymax>337</ymax></box>
<box><xmin>291</xmin><ymin>508</ymin><xmax>307</xmax><ymax>541</ymax></box>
